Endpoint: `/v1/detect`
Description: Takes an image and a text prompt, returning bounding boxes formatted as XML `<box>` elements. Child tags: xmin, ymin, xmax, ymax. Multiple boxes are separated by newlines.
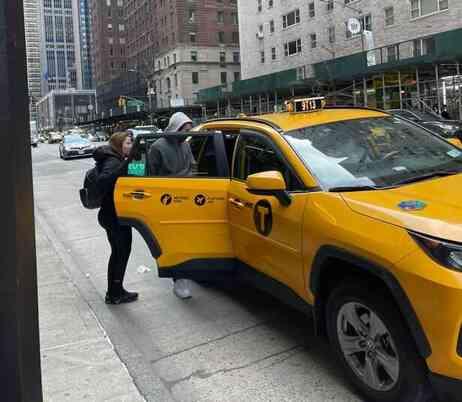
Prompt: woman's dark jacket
<box><xmin>93</xmin><ymin>145</ymin><xmax>129</xmax><ymax>228</ymax></box>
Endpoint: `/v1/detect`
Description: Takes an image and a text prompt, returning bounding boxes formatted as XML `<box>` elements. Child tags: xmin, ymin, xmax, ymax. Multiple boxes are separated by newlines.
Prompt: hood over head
<box><xmin>165</xmin><ymin>112</ymin><xmax>193</xmax><ymax>132</ymax></box>
<box><xmin>93</xmin><ymin>145</ymin><xmax>121</xmax><ymax>163</ymax></box>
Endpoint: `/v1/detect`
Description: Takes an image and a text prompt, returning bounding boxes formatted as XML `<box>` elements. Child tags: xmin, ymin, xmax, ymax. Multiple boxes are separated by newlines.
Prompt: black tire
<box><xmin>326</xmin><ymin>281</ymin><xmax>433</xmax><ymax>402</ymax></box>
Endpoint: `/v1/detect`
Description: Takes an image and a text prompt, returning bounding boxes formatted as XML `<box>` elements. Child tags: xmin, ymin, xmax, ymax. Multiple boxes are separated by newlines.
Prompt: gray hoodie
<box><xmin>148</xmin><ymin>112</ymin><xmax>195</xmax><ymax>176</ymax></box>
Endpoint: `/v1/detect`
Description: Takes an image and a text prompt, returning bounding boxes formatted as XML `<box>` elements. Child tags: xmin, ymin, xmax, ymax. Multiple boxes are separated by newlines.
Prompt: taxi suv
<box><xmin>115</xmin><ymin>100</ymin><xmax>462</xmax><ymax>402</ymax></box>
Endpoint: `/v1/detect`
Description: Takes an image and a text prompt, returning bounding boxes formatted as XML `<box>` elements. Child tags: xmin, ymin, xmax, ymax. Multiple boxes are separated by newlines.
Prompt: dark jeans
<box><xmin>99</xmin><ymin>212</ymin><xmax>132</xmax><ymax>295</ymax></box>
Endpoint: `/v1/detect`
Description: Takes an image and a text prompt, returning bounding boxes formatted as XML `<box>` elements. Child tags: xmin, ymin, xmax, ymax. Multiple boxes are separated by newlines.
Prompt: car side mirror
<box><xmin>246</xmin><ymin>171</ymin><xmax>292</xmax><ymax>206</ymax></box>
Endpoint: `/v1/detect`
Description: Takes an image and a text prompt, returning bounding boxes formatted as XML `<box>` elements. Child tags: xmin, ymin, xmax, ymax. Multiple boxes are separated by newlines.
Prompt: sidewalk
<box><xmin>36</xmin><ymin>218</ymin><xmax>146</xmax><ymax>402</ymax></box>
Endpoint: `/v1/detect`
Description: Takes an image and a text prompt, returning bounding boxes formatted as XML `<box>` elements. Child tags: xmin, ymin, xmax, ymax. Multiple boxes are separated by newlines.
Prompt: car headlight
<box><xmin>410</xmin><ymin>231</ymin><xmax>462</xmax><ymax>271</ymax></box>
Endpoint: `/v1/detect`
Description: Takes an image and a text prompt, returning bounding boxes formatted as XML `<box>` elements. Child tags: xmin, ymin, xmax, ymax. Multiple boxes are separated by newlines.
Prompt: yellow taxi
<box><xmin>116</xmin><ymin>98</ymin><xmax>462</xmax><ymax>402</ymax></box>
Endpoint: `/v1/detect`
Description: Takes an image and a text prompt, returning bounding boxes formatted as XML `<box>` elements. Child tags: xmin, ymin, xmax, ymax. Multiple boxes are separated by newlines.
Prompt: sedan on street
<box><xmin>59</xmin><ymin>135</ymin><xmax>96</xmax><ymax>160</ymax></box>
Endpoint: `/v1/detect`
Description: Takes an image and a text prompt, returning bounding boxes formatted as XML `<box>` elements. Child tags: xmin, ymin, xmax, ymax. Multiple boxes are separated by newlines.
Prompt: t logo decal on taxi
<box><xmin>253</xmin><ymin>200</ymin><xmax>272</xmax><ymax>236</ymax></box>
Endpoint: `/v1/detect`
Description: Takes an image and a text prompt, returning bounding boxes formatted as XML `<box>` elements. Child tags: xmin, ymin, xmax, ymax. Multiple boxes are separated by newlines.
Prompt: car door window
<box><xmin>233</xmin><ymin>133</ymin><xmax>302</xmax><ymax>191</ymax></box>
<box><xmin>128</xmin><ymin>133</ymin><xmax>228</xmax><ymax>178</ymax></box>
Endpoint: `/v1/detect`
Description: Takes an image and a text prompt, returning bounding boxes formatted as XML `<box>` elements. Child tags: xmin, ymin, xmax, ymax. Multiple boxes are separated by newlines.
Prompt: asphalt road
<box><xmin>32</xmin><ymin>143</ymin><xmax>362</xmax><ymax>402</ymax></box>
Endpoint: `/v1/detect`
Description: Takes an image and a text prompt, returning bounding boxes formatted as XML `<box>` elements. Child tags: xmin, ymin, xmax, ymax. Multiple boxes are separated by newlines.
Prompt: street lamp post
<box><xmin>128</xmin><ymin>68</ymin><xmax>156</xmax><ymax>125</ymax></box>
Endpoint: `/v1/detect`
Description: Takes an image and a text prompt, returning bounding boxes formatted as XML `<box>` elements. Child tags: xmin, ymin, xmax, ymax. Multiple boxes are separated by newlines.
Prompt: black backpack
<box><xmin>79</xmin><ymin>166</ymin><xmax>103</xmax><ymax>209</ymax></box>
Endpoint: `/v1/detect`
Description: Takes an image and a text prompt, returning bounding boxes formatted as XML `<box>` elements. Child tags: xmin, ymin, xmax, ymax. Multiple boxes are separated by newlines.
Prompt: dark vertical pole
<box><xmin>0</xmin><ymin>0</ymin><xmax>43</xmax><ymax>401</ymax></box>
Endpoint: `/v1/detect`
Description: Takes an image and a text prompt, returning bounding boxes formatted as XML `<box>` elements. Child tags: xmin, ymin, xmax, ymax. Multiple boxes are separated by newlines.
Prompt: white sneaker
<box><xmin>173</xmin><ymin>279</ymin><xmax>192</xmax><ymax>299</ymax></box>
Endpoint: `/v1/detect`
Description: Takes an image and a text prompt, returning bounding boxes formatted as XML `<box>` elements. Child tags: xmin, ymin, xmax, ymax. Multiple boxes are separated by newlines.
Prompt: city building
<box><xmin>199</xmin><ymin>0</ymin><xmax>462</xmax><ymax>119</ymax></box>
<box><xmin>37</xmin><ymin>89</ymin><xmax>97</xmax><ymax>131</ymax></box>
<box><xmin>23</xmin><ymin>0</ymin><xmax>43</xmax><ymax>121</ymax></box>
<box><xmin>39</xmin><ymin>0</ymin><xmax>82</xmax><ymax>94</ymax></box>
<box><xmin>78</xmin><ymin>0</ymin><xmax>94</xmax><ymax>89</ymax></box>
<box><xmin>94</xmin><ymin>0</ymin><xmax>241</xmax><ymax>117</ymax></box>
<box><xmin>90</xmin><ymin>0</ymin><xmax>127</xmax><ymax>88</ymax></box>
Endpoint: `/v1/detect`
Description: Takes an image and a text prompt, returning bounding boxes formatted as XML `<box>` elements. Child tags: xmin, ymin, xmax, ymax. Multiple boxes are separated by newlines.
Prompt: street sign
<box><xmin>347</xmin><ymin>17</ymin><xmax>362</xmax><ymax>35</ymax></box>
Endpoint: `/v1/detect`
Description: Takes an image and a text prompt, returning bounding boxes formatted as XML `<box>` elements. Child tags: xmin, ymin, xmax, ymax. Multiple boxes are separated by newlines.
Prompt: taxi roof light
<box><xmin>285</xmin><ymin>97</ymin><xmax>326</xmax><ymax>113</ymax></box>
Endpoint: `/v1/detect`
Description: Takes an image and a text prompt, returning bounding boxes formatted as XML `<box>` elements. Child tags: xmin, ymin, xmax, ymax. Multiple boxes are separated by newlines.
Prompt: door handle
<box><xmin>229</xmin><ymin>198</ymin><xmax>245</xmax><ymax>208</ymax></box>
<box><xmin>123</xmin><ymin>191</ymin><xmax>152</xmax><ymax>199</ymax></box>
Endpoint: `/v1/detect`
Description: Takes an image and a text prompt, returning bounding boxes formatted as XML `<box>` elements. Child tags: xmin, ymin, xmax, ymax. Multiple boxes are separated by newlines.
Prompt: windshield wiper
<box><xmin>393</xmin><ymin>171</ymin><xmax>460</xmax><ymax>186</ymax></box>
<box><xmin>329</xmin><ymin>185</ymin><xmax>379</xmax><ymax>192</ymax></box>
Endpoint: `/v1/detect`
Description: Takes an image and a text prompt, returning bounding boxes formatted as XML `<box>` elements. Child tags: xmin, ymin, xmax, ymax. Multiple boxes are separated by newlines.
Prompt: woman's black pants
<box><xmin>103</xmin><ymin>222</ymin><xmax>132</xmax><ymax>296</ymax></box>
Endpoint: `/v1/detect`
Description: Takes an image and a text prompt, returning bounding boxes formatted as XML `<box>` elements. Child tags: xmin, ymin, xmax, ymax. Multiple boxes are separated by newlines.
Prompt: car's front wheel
<box><xmin>326</xmin><ymin>281</ymin><xmax>432</xmax><ymax>402</ymax></box>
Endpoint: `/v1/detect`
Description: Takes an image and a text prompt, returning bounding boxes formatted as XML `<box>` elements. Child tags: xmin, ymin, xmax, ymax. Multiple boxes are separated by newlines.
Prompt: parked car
<box><xmin>48</xmin><ymin>131</ymin><xmax>63</xmax><ymax>144</ymax></box>
<box><xmin>94</xmin><ymin>131</ymin><xmax>108</xmax><ymax>142</ymax></box>
<box><xmin>388</xmin><ymin>109</ymin><xmax>462</xmax><ymax>148</ymax></box>
<box><xmin>119</xmin><ymin>100</ymin><xmax>462</xmax><ymax>402</ymax></box>
<box><xmin>30</xmin><ymin>134</ymin><xmax>39</xmax><ymax>148</ymax></box>
<box><xmin>59</xmin><ymin>135</ymin><xmax>96</xmax><ymax>160</ymax></box>
<box><xmin>127</xmin><ymin>125</ymin><xmax>162</xmax><ymax>139</ymax></box>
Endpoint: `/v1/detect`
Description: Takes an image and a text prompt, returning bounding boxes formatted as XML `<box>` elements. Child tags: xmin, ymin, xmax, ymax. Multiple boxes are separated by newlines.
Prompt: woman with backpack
<box><xmin>94</xmin><ymin>131</ymin><xmax>138</xmax><ymax>304</ymax></box>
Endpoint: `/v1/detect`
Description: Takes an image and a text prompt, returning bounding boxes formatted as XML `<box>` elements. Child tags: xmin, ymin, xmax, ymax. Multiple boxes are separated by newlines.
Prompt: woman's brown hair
<box><xmin>109</xmin><ymin>131</ymin><xmax>130</xmax><ymax>156</ymax></box>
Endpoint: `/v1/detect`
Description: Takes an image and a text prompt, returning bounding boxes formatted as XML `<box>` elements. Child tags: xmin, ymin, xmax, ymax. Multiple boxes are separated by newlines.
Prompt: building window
<box><xmin>284</xmin><ymin>38</ymin><xmax>302</xmax><ymax>56</ymax></box>
<box><xmin>233</xmin><ymin>51</ymin><xmax>240</xmax><ymax>63</ymax></box>
<box><xmin>217</xmin><ymin>11</ymin><xmax>224</xmax><ymax>23</ymax></box>
<box><xmin>411</xmin><ymin>0</ymin><xmax>448</xmax><ymax>18</ymax></box>
<box><xmin>119</xmin><ymin>24</ymin><xmax>125</xmax><ymax>31</ymax></box>
<box><xmin>308</xmin><ymin>2</ymin><xmax>315</xmax><ymax>18</ymax></box>
<box><xmin>191</xmin><ymin>50</ymin><xmax>198</xmax><ymax>61</ymax></box>
<box><xmin>192</xmin><ymin>72</ymin><xmax>199</xmax><ymax>84</ymax></box>
<box><xmin>63</xmin><ymin>0</ymin><xmax>71</xmax><ymax>8</ymax></box>
<box><xmin>188</xmin><ymin>9</ymin><xmax>195</xmax><ymax>23</ymax></box>
<box><xmin>189</xmin><ymin>32</ymin><xmax>196</xmax><ymax>43</ymax></box>
<box><xmin>269</xmin><ymin>20</ymin><xmax>275</xmax><ymax>33</ymax></box>
<box><xmin>271</xmin><ymin>47</ymin><xmax>276</xmax><ymax>60</ymax></box>
<box><xmin>234</xmin><ymin>71</ymin><xmax>240</xmax><ymax>81</ymax></box>
<box><xmin>65</xmin><ymin>16</ymin><xmax>73</xmax><ymax>42</ymax></box>
<box><xmin>328</xmin><ymin>26</ymin><xmax>335</xmax><ymax>44</ymax></box>
<box><xmin>218</xmin><ymin>31</ymin><xmax>225</xmax><ymax>43</ymax></box>
<box><xmin>175</xmin><ymin>73</ymin><xmax>178</xmax><ymax>88</ymax></box>
<box><xmin>54</xmin><ymin>0</ymin><xmax>62</xmax><ymax>7</ymax></box>
<box><xmin>44</xmin><ymin>15</ymin><xmax>54</xmax><ymax>42</ymax></box>
<box><xmin>117</xmin><ymin>0</ymin><xmax>123</xmax><ymax>6</ymax></box>
<box><xmin>220</xmin><ymin>51</ymin><xmax>226</xmax><ymax>65</ymax></box>
<box><xmin>310</xmin><ymin>33</ymin><xmax>317</xmax><ymax>49</ymax></box>
<box><xmin>268</xmin><ymin>0</ymin><xmax>273</xmax><ymax>8</ymax></box>
<box><xmin>55</xmin><ymin>16</ymin><xmax>64</xmax><ymax>42</ymax></box>
<box><xmin>413</xmin><ymin>37</ymin><xmax>435</xmax><ymax>56</ymax></box>
<box><xmin>44</xmin><ymin>0</ymin><xmax>52</xmax><ymax>8</ymax></box>
<box><xmin>231</xmin><ymin>12</ymin><xmax>238</xmax><ymax>25</ymax></box>
<box><xmin>109</xmin><ymin>46</ymin><xmax>114</xmax><ymax>56</ymax></box>
<box><xmin>173</xmin><ymin>53</ymin><xmax>177</xmax><ymax>64</ymax></box>
<box><xmin>108</xmin><ymin>37</ymin><xmax>113</xmax><ymax>44</ymax></box>
<box><xmin>232</xmin><ymin>31</ymin><xmax>239</xmax><ymax>43</ymax></box>
<box><xmin>282</xmin><ymin>9</ymin><xmax>300</xmax><ymax>29</ymax></box>
<box><xmin>385</xmin><ymin>7</ymin><xmax>394</xmax><ymax>26</ymax></box>
<box><xmin>327</xmin><ymin>0</ymin><xmax>334</xmax><ymax>12</ymax></box>
<box><xmin>257</xmin><ymin>0</ymin><xmax>262</xmax><ymax>12</ymax></box>
<box><xmin>220</xmin><ymin>71</ymin><xmax>227</xmax><ymax>84</ymax></box>
<box><xmin>119</xmin><ymin>37</ymin><xmax>126</xmax><ymax>44</ymax></box>
<box><xmin>108</xmin><ymin>23</ymin><xmax>113</xmax><ymax>31</ymax></box>
<box><xmin>387</xmin><ymin>45</ymin><xmax>397</xmax><ymax>61</ymax></box>
<box><xmin>260</xmin><ymin>51</ymin><xmax>265</xmax><ymax>63</ymax></box>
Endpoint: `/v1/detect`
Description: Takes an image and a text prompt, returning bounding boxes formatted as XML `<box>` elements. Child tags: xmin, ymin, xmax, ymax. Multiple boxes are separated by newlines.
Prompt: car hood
<box><xmin>341</xmin><ymin>175</ymin><xmax>462</xmax><ymax>242</ymax></box>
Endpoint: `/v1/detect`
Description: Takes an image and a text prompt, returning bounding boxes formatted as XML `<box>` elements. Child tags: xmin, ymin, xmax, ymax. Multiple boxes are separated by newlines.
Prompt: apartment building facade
<box><xmin>95</xmin><ymin>0</ymin><xmax>240</xmax><ymax>113</ymax></box>
<box><xmin>198</xmin><ymin>0</ymin><xmax>462</xmax><ymax>117</ymax></box>
<box><xmin>90</xmin><ymin>0</ymin><xmax>127</xmax><ymax>87</ymax></box>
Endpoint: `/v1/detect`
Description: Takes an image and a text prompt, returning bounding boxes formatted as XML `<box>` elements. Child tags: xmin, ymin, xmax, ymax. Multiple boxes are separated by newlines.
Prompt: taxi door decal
<box><xmin>253</xmin><ymin>200</ymin><xmax>273</xmax><ymax>236</ymax></box>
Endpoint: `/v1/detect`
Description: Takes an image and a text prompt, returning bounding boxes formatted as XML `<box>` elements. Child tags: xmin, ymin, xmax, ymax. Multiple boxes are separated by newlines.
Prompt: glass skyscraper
<box><xmin>79</xmin><ymin>0</ymin><xmax>93</xmax><ymax>89</ymax></box>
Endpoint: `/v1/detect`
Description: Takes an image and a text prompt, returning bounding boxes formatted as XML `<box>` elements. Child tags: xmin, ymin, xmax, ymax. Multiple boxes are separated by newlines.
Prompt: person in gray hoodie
<box><xmin>148</xmin><ymin>112</ymin><xmax>194</xmax><ymax>176</ymax></box>
<box><xmin>148</xmin><ymin>112</ymin><xmax>194</xmax><ymax>299</ymax></box>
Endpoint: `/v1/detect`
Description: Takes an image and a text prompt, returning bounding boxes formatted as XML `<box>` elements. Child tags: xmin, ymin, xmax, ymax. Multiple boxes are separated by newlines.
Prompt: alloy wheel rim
<box><xmin>336</xmin><ymin>302</ymin><xmax>400</xmax><ymax>392</ymax></box>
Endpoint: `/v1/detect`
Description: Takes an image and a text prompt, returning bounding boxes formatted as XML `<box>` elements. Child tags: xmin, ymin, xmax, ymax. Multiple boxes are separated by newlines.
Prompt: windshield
<box><xmin>285</xmin><ymin>117</ymin><xmax>462</xmax><ymax>190</ymax></box>
<box><xmin>64</xmin><ymin>135</ymin><xmax>88</xmax><ymax>144</ymax></box>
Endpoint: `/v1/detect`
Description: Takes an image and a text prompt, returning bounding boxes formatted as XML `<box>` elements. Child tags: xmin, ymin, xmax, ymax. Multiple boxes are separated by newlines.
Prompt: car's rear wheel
<box><xmin>326</xmin><ymin>281</ymin><xmax>432</xmax><ymax>402</ymax></box>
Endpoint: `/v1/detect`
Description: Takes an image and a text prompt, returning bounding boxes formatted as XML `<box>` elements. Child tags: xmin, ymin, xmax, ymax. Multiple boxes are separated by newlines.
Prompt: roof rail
<box><xmin>205</xmin><ymin>117</ymin><xmax>284</xmax><ymax>133</ymax></box>
<box><xmin>324</xmin><ymin>105</ymin><xmax>390</xmax><ymax>114</ymax></box>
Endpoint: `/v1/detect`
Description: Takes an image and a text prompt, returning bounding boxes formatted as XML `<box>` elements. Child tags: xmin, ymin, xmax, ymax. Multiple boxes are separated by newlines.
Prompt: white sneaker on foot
<box><xmin>173</xmin><ymin>279</ymin><xmax>192</xmax><ymax>299</ymax></box>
